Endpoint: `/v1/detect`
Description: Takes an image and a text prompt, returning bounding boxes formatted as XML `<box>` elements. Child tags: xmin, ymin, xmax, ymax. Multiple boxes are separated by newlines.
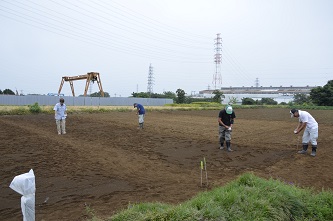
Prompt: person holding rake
<box><xmin>290</xmin><ymin>108</ymin><xmax>319</xmax><ymax>157</ymax></box>
<box><xmin>134</xmin><ymin>103</ymin><xmax>145</xmax><ymax>129</ymax></box>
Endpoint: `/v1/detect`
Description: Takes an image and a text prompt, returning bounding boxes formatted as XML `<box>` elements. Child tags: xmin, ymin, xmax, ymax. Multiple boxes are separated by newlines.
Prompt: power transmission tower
<box><xmin>212</xmin><ymin>33</ymin><xmax>222</xmax><ymax>89</ymax></box>
<box><xmin>255</xmin><ymin>78</ymin><xmax>260</xmax><ymax>87</ymax></box>
<box><xmin>147</xmin><ymin>63</ymin><xmax>154</xmax><ymax>94</ymax></box>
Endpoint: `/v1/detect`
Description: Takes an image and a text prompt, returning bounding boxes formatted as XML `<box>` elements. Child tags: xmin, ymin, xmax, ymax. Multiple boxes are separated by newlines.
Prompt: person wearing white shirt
<box><xmin>53</xmin><ymin>98</ymin><xmax>67</xmax><ymax>135</ymax></box>
<box><xmin>290</xmin><ymin>109</ymin><xmax>318</xmax><ymax>157</ymax></box>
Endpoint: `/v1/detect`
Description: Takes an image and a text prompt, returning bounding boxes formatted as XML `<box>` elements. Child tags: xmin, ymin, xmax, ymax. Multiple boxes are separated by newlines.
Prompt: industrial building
<box><xmin>199</xmin><ymin>86</ymin><xmax>316</xmax><ymax>104</ymax></box>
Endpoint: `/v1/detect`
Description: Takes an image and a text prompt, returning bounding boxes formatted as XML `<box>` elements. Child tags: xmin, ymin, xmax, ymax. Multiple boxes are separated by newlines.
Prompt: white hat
<box><xmin>226</xmin><ymin>106</ymin><xmax>233</xmax><ymax>114</ymax></box>
<box><xmin>290</xmin><ymin>109</ymin><xmax>297</xmax><ymax>118</ymax></box>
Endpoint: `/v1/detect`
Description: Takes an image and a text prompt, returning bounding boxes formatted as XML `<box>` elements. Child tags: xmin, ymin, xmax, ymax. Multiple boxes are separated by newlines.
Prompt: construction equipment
<box><xmin>58</xmin><ymin>72</ymin><xmax>104</xmax><ymax>97</ymax></box>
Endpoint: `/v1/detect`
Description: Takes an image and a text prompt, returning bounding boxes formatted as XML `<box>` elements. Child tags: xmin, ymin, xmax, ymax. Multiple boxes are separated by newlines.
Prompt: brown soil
<box><xmin>1</xmin><ymin>108</ymin><xmax>332</xmax><ymax>220</ymax></box>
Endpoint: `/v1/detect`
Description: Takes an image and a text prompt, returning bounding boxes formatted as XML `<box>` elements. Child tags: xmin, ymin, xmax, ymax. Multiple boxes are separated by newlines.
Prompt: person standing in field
<box><xmin>290</xmin><ymin>109</ymin><xmax>318</xmax><ymax>157</ymax></box>
<box><xmin>134</xmin><ymin>103</ymin><xmax>145</xmax><ymax>129</ymax></box>
<box><xmin>218</xmin><ymin>105</ymin><xmax>236</xmax><ymax>152</ymax></box>
<box><xmin>54</xmin><ymin>98</ymin><xmax>67</xmax><ymax>135</ymax></box>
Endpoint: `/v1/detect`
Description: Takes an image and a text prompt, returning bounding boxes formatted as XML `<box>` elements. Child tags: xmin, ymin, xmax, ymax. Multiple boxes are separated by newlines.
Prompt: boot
<box><xmin>56</xmin><ymin>120</ymin><xmax>61</xmax><ymax>135</ymax></box>
<box><xmin>219</xmin><ymin>143</ymin><xmax>224</xmax><ymax>150</ymax></box>
<box><xmin>219</xmin><ymin>137</ymin><xmax>225</xmax><ymax>149</ymax></box>
<box><xmin>226</xmin><ymin>141</ymin><xmax>233</xmax><ymax>152</ymax></box>
<box><xmin>311</xmin><ymin>146</ymin><xmax>317</xmax><ymax>157</ymax></box>
<box><xmin>298</xmin><ymin>144</ymin><xmax>308</xmax><ymax>154</ymax></box>
<box><xmin>61</xmin><ymin>120</ymin><xmax>66</xmax><ymax>134</ymax></box>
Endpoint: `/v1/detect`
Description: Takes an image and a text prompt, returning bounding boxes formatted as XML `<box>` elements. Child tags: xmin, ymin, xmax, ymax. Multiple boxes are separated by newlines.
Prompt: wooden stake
<box><xmin>200</xmin><ymin>161</ymin><xmax>203</xmax><ymax>187</ymax></box>
<box><xmin>204</xmin><ymin>157</ymin><xmax>208</xmax><ymax>186</ymax></box>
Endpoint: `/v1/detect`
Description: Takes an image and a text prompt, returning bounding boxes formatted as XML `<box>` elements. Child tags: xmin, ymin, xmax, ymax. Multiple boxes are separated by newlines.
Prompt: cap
<box><xmin>133</xmin><ymin>103</ymin><xmax>137</xmax><ymax>108</ymax></box>
<box><xmin>290</xmin><ymin>109</ymin><xmax>297</xmax><ymax>118</ymax></box>
<box><xmin>225</xmin><ymin>105</ymin><xmax>233</xmax><ymax>114</ymax></box>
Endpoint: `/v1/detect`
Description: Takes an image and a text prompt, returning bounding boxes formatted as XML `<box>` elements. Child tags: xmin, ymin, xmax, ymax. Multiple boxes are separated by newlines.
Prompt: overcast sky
<box><xmin>1</xmin><ymin>0</ymin><xmax>332</xmax><ymax>97</ymax></box>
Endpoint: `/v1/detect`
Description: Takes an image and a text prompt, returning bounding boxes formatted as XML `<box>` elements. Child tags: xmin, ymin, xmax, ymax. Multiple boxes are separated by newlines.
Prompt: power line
<box><xmin>0</xmin><ymin>0</ymin><xmax>266</xmax><ymax>87</ymax></box>
<box><xmin>99</xmin><ymin>0</ymin><xmax>211</xmax><ymax>41</ymax></box>
<box><xmin>50</xmin><ymin>0</ymin><xmax>210</xmax><ymax>49</ymax></box>
<box><xmin>0</xmin><ymin>7</ymin><xmax>210</xmax><ymax>63</ymax></box>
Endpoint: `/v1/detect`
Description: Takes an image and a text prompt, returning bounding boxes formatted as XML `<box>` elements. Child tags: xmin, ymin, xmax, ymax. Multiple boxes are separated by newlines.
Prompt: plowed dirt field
<box><xmin>1</xmin><ymin>108</ymin><xmax>332</xmax><ymax>220</ymax></box>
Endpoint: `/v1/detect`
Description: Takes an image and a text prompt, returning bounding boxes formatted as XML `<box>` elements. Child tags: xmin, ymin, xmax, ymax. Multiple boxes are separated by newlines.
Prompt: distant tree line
<box><xmin>131</xmin><ymin>80</ymin><xmax>333</xmax><ymax>106</ymax></box>
<box><xmin>131</xmin><ymin>89</ymin><xmax>224</xmax><ymax>104</ymax></box>
<box><xmin>241</xmin><ymin>97</ymin><xmax>278</xmax><ymax>105</ymax></box>
<box><xmin>89</xmin><ymin>92</ymin><xmax>110</xmax><ymax>97</ymax></box>
<box><xmin>241</xmin><ymin>80</ymin><xmax>333</xmax><ymax>106</ymax></box>
<box><xmin>0</xmin><ymin>89</ymin><xmax>15</xmax><ymax>95</ymax></box>
<box><xmin>2</xmin><ymin>79</ymin><xmax>332</xmax><ymax>106</ymax></box>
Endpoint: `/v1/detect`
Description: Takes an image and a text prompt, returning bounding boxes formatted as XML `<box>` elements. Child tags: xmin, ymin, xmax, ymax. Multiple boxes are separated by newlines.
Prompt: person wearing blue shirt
<box><xmin>134</xmin><ymin>103</ymin><xmax>145</xmax><ymax>129</ymax></box>
<box><xmin>53</xmin><ymin>98</ymin><xmax>67</xmax><ymax>135</ymax></box>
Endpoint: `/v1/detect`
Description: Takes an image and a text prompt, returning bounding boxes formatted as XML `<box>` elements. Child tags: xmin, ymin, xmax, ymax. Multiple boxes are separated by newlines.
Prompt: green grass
<box><xmin>89</xmin><ymin>173</ymin><xmax>333</xmax><ymax>221</ymax></box>
<box><xmin>0</xmin><ymin>103</ymin><xmax>332</xmax><ymax>116</ymax></box>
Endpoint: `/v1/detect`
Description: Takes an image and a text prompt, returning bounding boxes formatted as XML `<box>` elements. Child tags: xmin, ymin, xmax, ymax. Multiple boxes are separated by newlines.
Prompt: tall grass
<box><xmin>0</xmin><ymin>103</ymin><xmax>332</xmax><ymax>116</ymax></box>
<box><xmin>94</xmin><ymin>173</ymin><xmax>333</xmax><ymax>221</ymax></box>
<box><xmin>0</xmin><ymin>105</ymin><xmax>135</xmax><ymax>115</ymax></box>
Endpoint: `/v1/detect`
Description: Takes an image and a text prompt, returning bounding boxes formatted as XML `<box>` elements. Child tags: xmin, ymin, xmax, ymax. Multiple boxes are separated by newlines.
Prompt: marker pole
<box><xmin>200</xmin><ymin>161</ymin><xmax>203</xmax><ymax>187</ymax></box>
<box><xmin>204</xmin><ymin>157</ymin><xmax>208</xmax><ymax>186</ymax></box>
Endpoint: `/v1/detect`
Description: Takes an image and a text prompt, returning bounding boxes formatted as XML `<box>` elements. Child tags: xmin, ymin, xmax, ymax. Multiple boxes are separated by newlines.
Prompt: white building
<box><xmin>199</xmin><ymin>86</ymin><xmax>315</xmax><ymax>104</ymax></box>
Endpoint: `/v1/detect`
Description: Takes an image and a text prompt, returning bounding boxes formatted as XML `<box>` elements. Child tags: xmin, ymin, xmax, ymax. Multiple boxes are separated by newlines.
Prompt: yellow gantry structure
<box><xmin>58</xmin><ymin>72</ymin><xmax>104</xmax><ymax>97</ymax></box>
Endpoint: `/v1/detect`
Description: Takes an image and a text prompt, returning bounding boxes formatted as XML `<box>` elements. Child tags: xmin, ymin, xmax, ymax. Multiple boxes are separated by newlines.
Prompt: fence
<box><xmin>0</xmin><ymin>95</ymin><xmax>173</xmax><ymax>106</ymax></box>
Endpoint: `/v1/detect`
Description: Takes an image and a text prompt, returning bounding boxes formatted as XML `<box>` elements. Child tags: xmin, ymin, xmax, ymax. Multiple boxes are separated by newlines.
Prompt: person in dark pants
<box><xmin>218</xmin><ymin>105</ymin><xmax>236</xmax><ymax>152</ymax></box>
<box><xmin>134</xmin><ymin>103</ymin><xmax>145</xmax><ymax>129</ymax></box>
<box><xmin>290</xmin><ymin>109</ymin><xmax>319</xmax><ymax>157</ymax></box>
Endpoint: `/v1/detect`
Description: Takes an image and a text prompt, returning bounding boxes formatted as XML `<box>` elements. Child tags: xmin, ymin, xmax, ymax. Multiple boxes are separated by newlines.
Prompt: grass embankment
<box><xmin>90</xmin><ymin>173</ymin><xmax>333</xmax><ymax>221</ymax></box>
<box><xmin>0</xmin><ymin>103</ymin><xmax>220</xmax><ymax>115</ymax></box>
<box><xmin>1</xmin><ymin>102</ymin><xmax>332</xmax><ymax>116</ymax></box>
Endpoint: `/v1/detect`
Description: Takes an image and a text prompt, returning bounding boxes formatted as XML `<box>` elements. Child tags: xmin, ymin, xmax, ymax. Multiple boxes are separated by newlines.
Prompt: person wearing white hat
<box><xmin>290</xmin><ymin>108</ymin><xmax>318</xmax><ymax>157</ymax></box>
<box><xmin>218</xmin><ymin>105</ymin><xmax>236</xmax><ymax>152</ymax></box>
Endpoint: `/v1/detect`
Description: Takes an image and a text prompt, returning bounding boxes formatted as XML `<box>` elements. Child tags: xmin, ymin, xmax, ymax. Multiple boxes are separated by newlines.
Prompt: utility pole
<box><xmin>212</xmin><ymin>33</ymin><xmax>222</xmax><ymax>89</ymax></box>
<box><xmin>147</xmin><ymin>63</ymin><xmax>154</xmax><ymax>94</ymax></box>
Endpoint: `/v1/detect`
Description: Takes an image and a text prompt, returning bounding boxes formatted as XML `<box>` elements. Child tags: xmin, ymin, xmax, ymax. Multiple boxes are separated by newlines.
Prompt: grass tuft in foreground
<box><xmin>91</xmin><ymin>173</ymin><xmax>333</xmax><ymax>221</ymax></box>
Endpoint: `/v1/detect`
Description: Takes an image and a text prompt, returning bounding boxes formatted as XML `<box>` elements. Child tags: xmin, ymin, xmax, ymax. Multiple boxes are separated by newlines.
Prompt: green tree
<box><xmin>260</xmin><ymin>98</ymin><xmax>278</xmax><ymax>105</ymax></box>
<box><xmin>131</xmin><ymin>91</ymin><xmax>176</xmax><ymax>99</ymax></box>
<box><xmin>90</xmin><ymin>92</ymin><xmax>110</xmax><ymax>97</ymax></box>
<box><xmin>242</xmin><ymin>97</ymin><xmax>256</xmax><ymax>105</ymax></box>
<box><xmin>131</xmin><ymin>92</ymin><xmax>150</xmax><ymax>98</ymax></box>
<box><xmin>163</xmin><ymin>91</ymin><xmax>177</xmax><ymax>99</ymax></box>
<box><xmin>293</xmin><ymin>93</ymin><xmax>311</xmax><ymax>105</ymax></box>
<box><xmin>3</xmin><ymin>89</ymin><xmax>15</xmax><ymax>95</ymax></box>
<box><xmin>310</xmin><ymin>80</ymin><xmax>333</xmax><ymax>106</ymax></box>
<box><xmin>176</xmin><ymin>88</ymin><xmax>186</xmax><ymax>104</ymax></box>
<box><xmin>212</xmin><ymin>90</ymin><xmax>224</xmax><ymax>103</ymax></box>
<box><xmin>0</xmin><ymin>89</ymin><xmax>2</xmax><ymax>94</ymax></box>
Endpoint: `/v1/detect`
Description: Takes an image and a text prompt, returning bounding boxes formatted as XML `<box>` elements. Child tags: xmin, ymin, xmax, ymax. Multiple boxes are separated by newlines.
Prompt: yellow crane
<box><xmin>58</xmin><ymin>72</ymin><xmax>104</xmax><ymax>97</ymax></box>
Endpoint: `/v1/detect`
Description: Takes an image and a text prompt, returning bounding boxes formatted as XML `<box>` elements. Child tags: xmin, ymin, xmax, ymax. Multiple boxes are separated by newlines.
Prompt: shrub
<box><xmin>28</xmin><ymin>102</ymin><xmax>42</xmax><ymax>114</ymax></box>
